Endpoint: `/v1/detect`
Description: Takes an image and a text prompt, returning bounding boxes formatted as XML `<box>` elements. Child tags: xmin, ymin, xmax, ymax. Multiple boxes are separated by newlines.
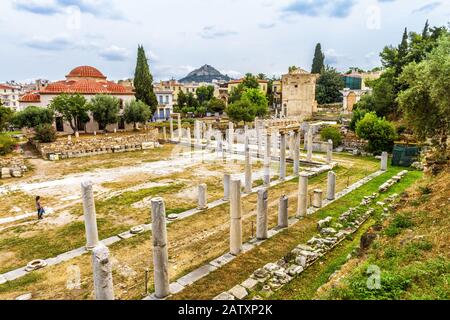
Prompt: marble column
<box><xmin>381</xmin><ymin>152</ymin><xmax>388</xmax><ymax>171</ymax></box>
<box><xmin>81</xmin><ymin>181</ymin><xmax>99</xmax><ymax>250</ymax></box>
<box><xmin>198</xmin><ymin>184</ymin><xmax>208</xmax><ymax>210</ymax></box>
<box><xmin>177</xmin><ymin>115</ymin><xmax>182</xmax><ymax>142</ymax></box>
<box><xmin>151</xmin><ymin>197</ymin><xmax>170</xmax><ymax>299</ymax></box>
<box><xmin>278</xmin><ymin>195</ymin><xmax>289</xmax><ymax>228</ymax></box>
<box><xmin>327</xmin><ymin>171</ymin><xmax>336</xmax><ymax>201</ymax></box>
<box><xmin>186</xmin><ymin>127</ymin><xmax>191</xmax><ymax>145</ymax></box>
<box><xmin>297</xmin><ymin>173</ymin><xmax>309</xmax><ymax>218</ymax></box>
<box><xmin>223</xmin><ymin>173</ymin><xmax>231</xmax><ymax>201</ymax></box>
<box><xmin>244</xmin><ymin>135</ymin><xmax>252</xmax><ymax>193</ymax></box>
<box><xmin>230</xmin><ymin>179</ymin><xmax>242</xmax><ymax>255</ymax></box>
<box><xmin>327</xmin><ymin>140</ymin><xmax>333</xmax><ymax>164</ymax></box>
<box><xmin>279</xmin><ymin>131</ymin><xmax>286</xmax><ymax>181</ymax></box>
<box><xmin>195</xmin><ymin>121</ymin><xmax>201</xmax><ymax>145</ymax></box>
<box><xmin>263</xmin><ymin>132</ymin><xmax>271</xmax><ymax>186</ymax></box>
<box><xmin>162</xmin><ymin>127</ymin><xmax>167</xmax><ymax>141</ymax></box>
<box><xmin>256</xmin><ymin>189</ymin><xmax>269</xmax><ymax>240</ymax></box>
<box><xmin>293</xmin><ymin>130</ymin><xmax>300</xmax><ymax>176</ymax></box>
<box><xmin>307</xmin><ymin>127</ymin><xmax>313</xmax><ymax>162</ymax></box>
<box><xmin>313</xmin><ymin>189</ymin><xmax>323</xmax><ymax>208</ymax></box>
<box><xmin>92</xmin><ymin>244</ymin><xmax>114</xmax><ymax>300</ymax></box>
<box><xmin>169</xmin><ymin>118</ymin><xmax>174</xmax><ymax>141</ymax></box>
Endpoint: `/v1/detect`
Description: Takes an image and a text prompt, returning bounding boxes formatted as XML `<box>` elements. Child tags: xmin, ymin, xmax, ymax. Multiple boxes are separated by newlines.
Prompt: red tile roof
<box><xmin>0</xmin><ymin>84</ymin><xmax>14</xmax><ymax>90</ymax></box>
<box><xmin>19</xmin><ymin>92</ymin><xmax>41</xmax><ymax>103</ymax></box>
<box><xmin>66</xmin><ymin>66</ymin><xmax>107</xmax><ymax>79</ymax></box>
<box><xmin>40</xmin><ymin>79</ymin><xmax>133</xmax><ymax>95</ymax></box>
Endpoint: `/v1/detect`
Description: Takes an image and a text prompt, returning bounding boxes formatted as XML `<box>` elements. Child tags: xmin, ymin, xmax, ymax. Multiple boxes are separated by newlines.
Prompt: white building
<box><xmin>0</xmin><ymin>84</ymin><xmax>21</xmax><ymax>111</ymax></box>
<box><xmin>154</xmin><ymin>90</ymin><xmax>174</xmax><ymax>121</ymax></box>
<box><xmin>19</xmin><ymin>66</ymin><xmax>136</xmax><ymax>133</ymax></box>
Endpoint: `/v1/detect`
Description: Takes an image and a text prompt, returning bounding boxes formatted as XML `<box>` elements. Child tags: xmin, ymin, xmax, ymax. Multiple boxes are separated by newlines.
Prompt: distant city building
<box><xmin>154</xmin><ymin>90</ymin><xmax>174</xmax><ymax>121</ymax></box>
<box><xmin>280</xmin><ymin>68</ymin><xmax>319</xmax><ymax>118</ymax></box>
<box><xmin>19</xmin><ymin>66</ymin><xmax>135</xmax><ymax>133</ymax></box>
<box><xmin>0</xmin><ymin>83</ymin><xmax>21</xmax><ymax>111</ymax></box>
<box><xmin>340</xmin><ymin>70</ymin><xmax>382</xmax><ymax>112</ymax></box>
<box><xmin>227</xmin><ymin>78</ymin><xmax>269</xmax><ymax>94</ymax></box>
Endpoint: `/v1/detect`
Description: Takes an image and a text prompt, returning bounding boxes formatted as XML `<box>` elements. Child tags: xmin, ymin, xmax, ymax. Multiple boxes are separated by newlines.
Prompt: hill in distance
<box><xmin>179</xmin><ymin>64</ymin><xmax>232</xmax><ymax>83</ymax></box>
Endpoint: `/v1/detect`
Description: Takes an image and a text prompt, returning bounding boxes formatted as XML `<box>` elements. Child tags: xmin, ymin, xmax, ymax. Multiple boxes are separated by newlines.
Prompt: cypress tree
<box><xmin>311</xmin><ymin>43</ymin><xmax>325</xmax><ymax>74</ymax></box>
<box><xmin>133</xmin><ymin>45</ymin><xmax>158</xmax><ymax>115</ymax></box>
<box><xmin>396</xmin><ymin>28</ymin><xmax>409</xmax><ymax>76</ymax></box>
<box><xmin>422</xmin><ymin>20</ymin><xmax>429</xmax><ymax>39</ymax></box>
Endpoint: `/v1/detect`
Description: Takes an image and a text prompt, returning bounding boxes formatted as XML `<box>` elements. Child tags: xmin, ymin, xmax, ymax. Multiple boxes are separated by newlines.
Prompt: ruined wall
<box><xmin>31</xmin><ymin>130</ymin><xmax>160</xmax><ymax>161</ymax></box>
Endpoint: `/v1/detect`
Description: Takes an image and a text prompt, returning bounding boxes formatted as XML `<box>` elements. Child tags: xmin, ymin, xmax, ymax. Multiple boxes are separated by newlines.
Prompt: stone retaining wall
<box><xmin>30</xmin><ymin>130</ymin><xmax>160</xmax><ymax>161</ymax></box>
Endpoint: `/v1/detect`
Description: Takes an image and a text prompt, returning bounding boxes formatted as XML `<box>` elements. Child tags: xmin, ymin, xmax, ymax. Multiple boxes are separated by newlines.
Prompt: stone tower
<box><xmin>281</xmin><ymin>68</ymin><xmax>319</xmax><ymax>118</ymax></box>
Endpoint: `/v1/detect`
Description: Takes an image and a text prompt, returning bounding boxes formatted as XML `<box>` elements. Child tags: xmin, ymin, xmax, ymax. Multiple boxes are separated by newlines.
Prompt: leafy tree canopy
<box><xmin>397</xmin><ymin>35</ymin><xmax>450</xmax><ymax>155</ymax></box>
<box><xmin>124</xmin><ymin>100</ymin><xmax>151</xmax><ymax>130</ymax></box>
<box><xmin>226</xmin><ymin>99</ymin><xmax>256</xmax><ymax>124</ymax></box>
<box><xmin>316</xmin><ymin>66</ymin><xmax>345</xmax><ymax>104</ymax></box>
<box><xmin>13</xmin><ymin>106</ymin><xmax>54</xmax><ymax>129</ymax></box>
<box><xmin>356</xmin><ymin>112</ymin><xmax>397</xmax><ymax>154</ymax></box>
<box><xmin>0</xmin><ymin>105</ymin><xmax>13</xmax><ymax>131</ymax></box>
<box><xmin>49</xmin><ymin>94</ymin><xmax>89</xmax><ymax>133</ymax></box>
<box><xmin>88</xmin><ymin>95</ymin><xmax>120</xmax><ymax>131</ymax></box>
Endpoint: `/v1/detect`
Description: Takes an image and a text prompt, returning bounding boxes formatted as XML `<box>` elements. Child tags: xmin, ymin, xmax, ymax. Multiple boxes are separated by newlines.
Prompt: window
<box><xmin>56</xmin><ymin>117</ymin><xmax>64</xmax><ymax>132</ymax></box>
<box><xmin>159</xmin><ymin>95</ymin><xmax>163</xmax><ymax>104</ymax></box>
<box><xmin>165</xmin><ymin>95</ymin><xmax>169</xmax><ymax>103</ymax></box>
<box><xmin>118</xmin><ymin>117</ymin><xmax>125</xmax><ymax>130</ymax></box>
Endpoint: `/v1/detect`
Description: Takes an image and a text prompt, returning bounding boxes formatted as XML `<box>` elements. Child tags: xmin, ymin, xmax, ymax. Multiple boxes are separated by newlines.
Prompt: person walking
<box><xmin>36</xmin><ymin>196</ymin><xmax>45</xmax><ymax>220</ymax></box>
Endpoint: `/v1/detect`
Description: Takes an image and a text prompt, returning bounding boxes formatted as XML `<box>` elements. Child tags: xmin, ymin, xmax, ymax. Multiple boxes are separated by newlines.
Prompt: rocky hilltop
<box><xmin>179</xmin><ymin>64</ymin><xmax>232</xmax><ymax>83</ymax></box>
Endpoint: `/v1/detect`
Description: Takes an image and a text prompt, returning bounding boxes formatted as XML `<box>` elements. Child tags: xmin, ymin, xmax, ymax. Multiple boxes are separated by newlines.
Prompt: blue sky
<box><xmin>0</xmin><ymin>0</ymin><xmax>449</xmax><ymax>82</ymax></box>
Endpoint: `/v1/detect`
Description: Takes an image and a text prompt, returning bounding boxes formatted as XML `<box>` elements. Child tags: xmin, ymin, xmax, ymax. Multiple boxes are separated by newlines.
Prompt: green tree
<box><xmin>316</xmin><ymin>66</ymin><xmax>344</xmax><ymax>104</ymax></box>
<box><xmin>228</xmin><ymin>74</ymin><xmax>260</xmax><ymax>104</ymax></box>
<box><xmin>196</xmin><ymin>86</ymin><xmax>215</xmax><ymax>105</ymax></box>
<box><xmin>49</xmin><ymin>94</ymin><xmax>89</xmax><ymax>134</ymax></box>
<box><xmin>356</xmin><ymin>68</ymin><xmax>397</xmax><ymax>118</ymax></box>
<box><xmin>177</xmin><ymin>90</ymin><xmax>187</xmax><ymax>108</ymax></box>
<box><xmin>242</xmin><ymin>73</ymin><xmax>260</xmax><ymax>89</ymax></box>
<box><xmin>241</xmin><ymin>88</ymin><xmax>269</xmax><ymax>118</ymax></box>
<box><xmin>0</xmin><ymin>105</ymin><xmax>13</xmax><ymax>131</ymax></box>
<box><xmin>311</xmin><ymin>43</ymin><xmax>325</xmax><ymax>74</ymax></box>
<box><xmin>349</xmin><ymin>107</ymin><xmax>369</xmax><ymax>132</ymax></box>
<box><xmin>207</xmin><ymin>97</ymin><xmax>226</xmax><ymax>114</ymax></box>
<box><xmin>321</xmin><ymin>126</ymin><xmax>342</xmax><ymax>147</ymax></box>
<box><xmin>124</xmin><ymin>100</ymin><xmax>151</xmax><ymax>130</ymax></box>
<box><xmin>257</xmin><ymin>73</ymin><xmax>267</xmax><ymax>80</ymax></box>
<box><xmin>398</xmin><ymin>35</ymin><xmax>450</xmax><ymax>155</ymax></box>
<box><xmin>356</xmin><ymin>112</ymin><xmax>397</xmax><ymax>154</ymax></box>
<box><xmin>13</xmin><ymin>106</ymin><xmax>54</xmax><ymax>129</ymax></box>
<box><xmin>88</xmin><ymin>95</ymin><xmax>120</xmax><ymax>132</ymax></box>
<box><xmin>133</xmin><ymin>45</ymin><xmax>158</xmax><ymax>114</ymax></box>
<box><xmin>288</xmin><ymin>66</ymin><xmax>298</xmax><ymax>72</ymax></box>
<box><xmin>226</xmin><ymin>99</ymin><xmax>256</xmax><ymax>124</ymax></box>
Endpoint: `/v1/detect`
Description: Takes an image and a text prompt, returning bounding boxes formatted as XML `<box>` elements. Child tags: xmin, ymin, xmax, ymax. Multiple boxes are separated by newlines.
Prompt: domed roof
<box><xmin>66</xmin><ymin>66</ymin><xmax>106</xmax><ymax>79</ymax></box>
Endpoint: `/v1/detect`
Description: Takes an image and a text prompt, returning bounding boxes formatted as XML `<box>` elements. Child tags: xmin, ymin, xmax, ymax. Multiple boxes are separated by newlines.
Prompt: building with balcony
<box><xmin>0</xmin><ymin>84</ymin><xmax>21</xmax><ymax>111</ymax></box>
<box><xmin>154</xmin><ymin>90</ymin><xmax>174</xmax><ymax>121</ymax></box>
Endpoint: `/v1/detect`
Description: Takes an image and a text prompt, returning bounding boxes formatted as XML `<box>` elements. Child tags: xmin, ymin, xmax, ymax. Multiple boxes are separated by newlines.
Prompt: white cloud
<box><xmin>99</xmin><ymin>45</ymin><xmax>130</xmax><ymax>61</ymax></box>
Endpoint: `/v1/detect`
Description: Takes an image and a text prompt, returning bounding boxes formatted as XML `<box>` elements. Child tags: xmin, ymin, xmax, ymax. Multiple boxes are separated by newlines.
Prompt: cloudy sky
<box><xmin>0</xmin><ymin>0</ymin><xmax>449</xmax><ymax>82</ymax></box>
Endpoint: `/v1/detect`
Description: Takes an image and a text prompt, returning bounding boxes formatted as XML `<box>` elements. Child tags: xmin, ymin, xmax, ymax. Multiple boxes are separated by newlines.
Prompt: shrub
<box><xmin>321</xmin><ymin>126</ymin><xmax>342</xmax><ymax>147</ymax></box>
<box><xmin>0</xmin><ymin>134</ymin><xmax>16</xmax><ymax>155</ymax></box>
<box><xmin>35</xmin><ymin>124</ymin><xmax>57</xmax><ymax>143</ymax></box>
<box><xmin>349</xmin><ymin>108</ymin><xmax>368</xmax><ymax>132</ymax></box>
<box><xmin>356</xmin><ymin>112</ymin><xmax>397</xmax><ymax>154</ymax></box>
<box><xmin>384</xmin><ymin>214</ymin><xmax>414</xmax><ymax>237</ymax></box>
